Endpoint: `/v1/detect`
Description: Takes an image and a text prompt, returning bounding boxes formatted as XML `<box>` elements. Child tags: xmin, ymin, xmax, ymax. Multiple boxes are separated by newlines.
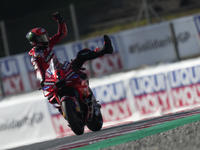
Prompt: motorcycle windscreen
<box><xmin>49</xmin><ymin>59</ymin><xmax>56</xmax><ymax>74</ymax></box>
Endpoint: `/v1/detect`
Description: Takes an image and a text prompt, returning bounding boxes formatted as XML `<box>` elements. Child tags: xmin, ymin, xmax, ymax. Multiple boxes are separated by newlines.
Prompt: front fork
<box><xmin>85</xmin><ymin>94</ymin><xmax>94</xmax><ymax>122</ymax></box>
<box><xmin>57</xmin><ymin>95</ymin><xmax>81</xmax><ymax>119</ymax></box>
<box><xmin>91</xmin><ymin>94</ymin><xmax>101</xmax><ymax>117</ymax></box>
<box><xmin>85</xmin><ymin>92</ymin><xmax>101</xmax><ymax>122</ymax></box>
<box><xmin>57</xmin><ymin>88</ymin><xmax>101</xmax><ymax>123</ymax></box>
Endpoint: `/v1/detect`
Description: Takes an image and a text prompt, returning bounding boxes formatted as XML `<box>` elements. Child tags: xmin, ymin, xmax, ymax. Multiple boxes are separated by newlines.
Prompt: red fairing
<box><xmin>29</xmin><ymin>23</ymin><xmax>67</xmax><ymax>82</ymax></box>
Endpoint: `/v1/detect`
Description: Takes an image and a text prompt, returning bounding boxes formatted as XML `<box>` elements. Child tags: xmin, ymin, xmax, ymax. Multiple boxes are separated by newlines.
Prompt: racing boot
<box><xmin>71</xmin><ymin>35</ymin><xmax>113</xmax><ymax>71</ymax></box>
<box><xmin>94</xmin><ymin>35</ymin><xmax>113</xmax><ymax>56</ymax></box>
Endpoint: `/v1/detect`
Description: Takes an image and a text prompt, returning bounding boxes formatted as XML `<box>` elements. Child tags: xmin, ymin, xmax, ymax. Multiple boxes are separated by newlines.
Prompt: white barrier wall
<box><xmin>0</xmin><ymin>34</ymin><xmax>123</xmax><ymax>97</ymax></box>
<box><xmin>0</xmin><ymin>14</ymin><xmax>200</xmax><ymax>97</ymax></box>
<box><xmin>2</xmin><ymin>13</ymin><xmax>200</xmax><ymax>149</ymax></box>
<box><xmin>118</xmin><ymin>14</ymin><xmax>200</xmax><ymax>70</ymax></box>
<box><xmin>2</xmin><ymin>57</ymin><xmax>200</xmax><ymax>149</ymax></box>
<box><xmin>118</xmin><ymin>22</ymin><xmax>176</xmax><ymax>69</ymax></box>
<box><xmin>0</xmin><ymin>92</ymin><xmax>56</xmax><ymax>149</ymax></box>
<box><xmin>173</xmin><ymin>15</ymin><xmax>200</xmax><ymax>58</ymax></box>
<box><xmin>90</xmin><ymin>58</ymin><xmax>200</xmax><ymax>123</ymax></box>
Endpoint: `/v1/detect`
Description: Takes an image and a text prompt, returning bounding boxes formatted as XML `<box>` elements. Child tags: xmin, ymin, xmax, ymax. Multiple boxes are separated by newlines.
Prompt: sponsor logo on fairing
<box><xmin>46</xmin><ymin>69</ymin><xmax>53</xmax><ymax>75</ymax></box>
<box><xmin>45</xmin><ymin>82</ymin><xmax>54</xmax><ymax>85</ymax></box>
<box><xmin>62</xmin><ymin>61</ymin><xmax>69</xmax><ymax>70</ymax></box>
<box><xmin>63</xmin><ymin>61</ymin><xmax>69</xmax><ymax>68</ymax></box>
<box><xmin>65</xmin><ymin>72</ymin><xmax>75</xmax><ymax>80</ymax></box>
<box><xmin>71</xmin><ymin>75</ymin><xmax>78</xmax><ymax>79</ymax></box>
<box><xmin>43</xmin><ymin>86</ymin><xmax>50</xmax><ymax>90</ymax></box>
<box><xmin>44</xmin><ymin>50</ymin><xmax>54</xmax><ymax>63</ymax></box>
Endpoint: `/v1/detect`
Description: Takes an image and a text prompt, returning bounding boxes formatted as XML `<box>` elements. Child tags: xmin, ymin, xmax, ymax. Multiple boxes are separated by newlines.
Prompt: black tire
<box><xmin>62</xmin><ymin>100</ymin><xmax>84</xmax><ymax>135</ymax></box>
<box><xmin>86</xmin><ymin>110</ymin><xmax>103</xmax><ymax>131</ymax></box>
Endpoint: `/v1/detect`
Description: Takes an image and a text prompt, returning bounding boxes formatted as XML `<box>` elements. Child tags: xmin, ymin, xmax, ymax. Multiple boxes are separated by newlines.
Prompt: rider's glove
<box><xmin>52</xmin><ymin>12</ymin><xmax>65</xmax><ymax>24</ymax></box>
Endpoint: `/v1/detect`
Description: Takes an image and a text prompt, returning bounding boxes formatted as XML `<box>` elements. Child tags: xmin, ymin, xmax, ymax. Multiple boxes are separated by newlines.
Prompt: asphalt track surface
<box><xmin>9</xmin><ymin>108</ymin><xmax>200</xmax><ymax>150</ymax></box>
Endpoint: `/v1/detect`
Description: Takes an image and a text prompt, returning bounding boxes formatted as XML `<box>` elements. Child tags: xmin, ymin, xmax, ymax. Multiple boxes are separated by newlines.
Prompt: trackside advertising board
<box><xmin>71</xmin><ymin>34</ymin><xmax>123</xmax><ymax>77</ymax></box>
<box><xmin>89</xmin><ymin>58</ymin><xmax>200</xmax><ymax>125</ymax></box>
<box><xmin>2</xmin><ymin>57</ymin><xmax>200</xmax><ymax>149</ymax></box>
<box><xmin>172</xmin><ymin>15</ymin><xmax>200</xmax><ymax>58</ymax></box>
<box><xmin>1</xmin><ymin>14</ymin><xmax>200</xmax><ymax>97</ymax></box>
<box><xmin>2</xmin><ymin>13</ymin><xmax>200</xmax><ymax>148</ymax></box>
<box><xmin>0</xmin><ymin>34</ymin><xmax>123</xmax><ymax>98</ymax></box>
<box><xmin>0</xmin><ymin>91</ymin><xmax>55</xmax><ymax>150</ymax></box>
<box><xmin>118</xmin><ymin>22</ymin><xmax>177</xmax><ymax>70</ymax></box>
<box><xmin>167</xmin><ymin>62</ymin><xmax>200</xmax><ymax>110</ymax></box>
<box><xmin>118</xmin><ymin>14</ymin><xmax>200</xmax><ymax>70</ymax></box>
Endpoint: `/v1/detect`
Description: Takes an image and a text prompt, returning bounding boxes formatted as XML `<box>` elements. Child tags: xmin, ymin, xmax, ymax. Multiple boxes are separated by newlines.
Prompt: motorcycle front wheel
<box><xmin>62</xmin><ymin>100</ymin><xmax>84</xmax><ymax>135</ymax></box>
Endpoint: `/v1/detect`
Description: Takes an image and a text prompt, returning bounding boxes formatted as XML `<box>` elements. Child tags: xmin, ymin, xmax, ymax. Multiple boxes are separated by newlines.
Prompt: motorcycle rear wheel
<box><xmin>62</xmin><ymin>100</ymin><xmax>84</xmax><ymax>135</ymax></box>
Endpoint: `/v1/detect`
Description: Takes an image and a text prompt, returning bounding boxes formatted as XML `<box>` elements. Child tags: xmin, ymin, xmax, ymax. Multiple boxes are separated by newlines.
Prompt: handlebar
<box><xmin>39</xmin><ymin>66</ymin><xmax>86</xmax><ymax>91</ymax></box>
<box><xmin>79</xmin><ymin>68</ymin><xmax>86</xmax><ymax>70</ymax></box>
<box><xmin>72</xmin><ymin>67</ymin><xmax>86</xmax><ymax>72</ymax></box>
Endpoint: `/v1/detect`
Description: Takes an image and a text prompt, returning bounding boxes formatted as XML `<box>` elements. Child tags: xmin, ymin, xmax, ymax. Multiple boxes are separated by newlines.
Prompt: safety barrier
<box><xmin>1</xmin><ymin>12</ymin><xmax>200</xmax><ymax>149</ymax></box>
<box><xmin>0</xmin><ymin>13</ymin><xmax>200</xmax><ymax>97</ymax></box>
<box><xmin>1</xmin><ymin>56</ymin><xmax>200</xmax><ymax>149</ymax></box>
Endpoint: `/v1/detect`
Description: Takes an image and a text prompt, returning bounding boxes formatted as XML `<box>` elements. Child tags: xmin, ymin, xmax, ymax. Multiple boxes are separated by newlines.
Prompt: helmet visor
<box><xmin>36</xmin><ymin>33</ymin><xmax>49</xmax><ymax>43</ymax></box>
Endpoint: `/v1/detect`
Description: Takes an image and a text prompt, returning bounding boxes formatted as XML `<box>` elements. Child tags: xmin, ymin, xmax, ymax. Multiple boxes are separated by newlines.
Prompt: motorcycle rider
<box><xmin>26</xmin><ymin>12</ymin><xmax>113</xmax><ymax>112</ymax></box>
<box><xmin>26</xmin><ymin>12</ymin><xmax>113</xmax><ymax>87</ymax></box>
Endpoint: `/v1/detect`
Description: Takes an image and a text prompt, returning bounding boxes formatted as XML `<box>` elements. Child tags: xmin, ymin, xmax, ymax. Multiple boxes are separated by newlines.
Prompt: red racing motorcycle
<box><xmin>42</xmin><ymin>59</ymin><xmax>103</xmax><ymax>135</ymax></box>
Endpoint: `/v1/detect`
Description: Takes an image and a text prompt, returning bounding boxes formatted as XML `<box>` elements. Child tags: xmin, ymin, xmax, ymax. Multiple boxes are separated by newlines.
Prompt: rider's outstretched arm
<box><xmin>49</xmin><ymin>12</ymin><xmax>67</xmax><ymax>46</ymax></box>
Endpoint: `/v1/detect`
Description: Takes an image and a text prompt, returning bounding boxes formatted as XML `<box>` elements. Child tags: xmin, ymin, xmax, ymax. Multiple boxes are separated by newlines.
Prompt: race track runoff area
<box><xmin>2</xmin><ymin>13</ymin><xmax>200</xmax><ymax>149</ymax></box>
<box><xmin>77</xmin><ymin>109</ymin><xmax>200</xmax><ymax>150</ymax></box>
<box><xmin>37</xmin><ymin>108</ymin><xmax>199</xmax><ymax>150</ymax></box>
<box><xmin>3</xmin><ymin>57</ymin><xmax>200</xmax><ymax>149</ymax></box>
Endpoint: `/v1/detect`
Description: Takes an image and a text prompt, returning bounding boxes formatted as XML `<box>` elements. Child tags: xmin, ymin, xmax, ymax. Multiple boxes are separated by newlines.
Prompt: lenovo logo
<box><xmin>44</xmin><ymin>50</ymin><xmax>54</xmax><ymax>63</ymax></box>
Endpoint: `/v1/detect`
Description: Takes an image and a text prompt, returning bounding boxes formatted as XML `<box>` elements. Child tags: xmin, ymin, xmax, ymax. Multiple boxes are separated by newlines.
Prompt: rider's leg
<box><xmin>94</xmin><ymin>35</ymin><xmax>113</xmax><ymax>56</ymax></box>
<box><xmin>71</xmin><ymin>35</ymin><xmax>113</xmax><ymax>69</ymax></box>
<box><xmin>71</xmin><ymin>35</ymin><xmax>113</xmax><ymax>113</ymax></box>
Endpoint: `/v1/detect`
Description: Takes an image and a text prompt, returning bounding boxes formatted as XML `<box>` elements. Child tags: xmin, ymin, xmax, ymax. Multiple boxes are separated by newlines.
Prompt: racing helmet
<box><xmin>26</xmin><ymin>27</ymin><xmax>49</xmax><ymax>48</ymax></box>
